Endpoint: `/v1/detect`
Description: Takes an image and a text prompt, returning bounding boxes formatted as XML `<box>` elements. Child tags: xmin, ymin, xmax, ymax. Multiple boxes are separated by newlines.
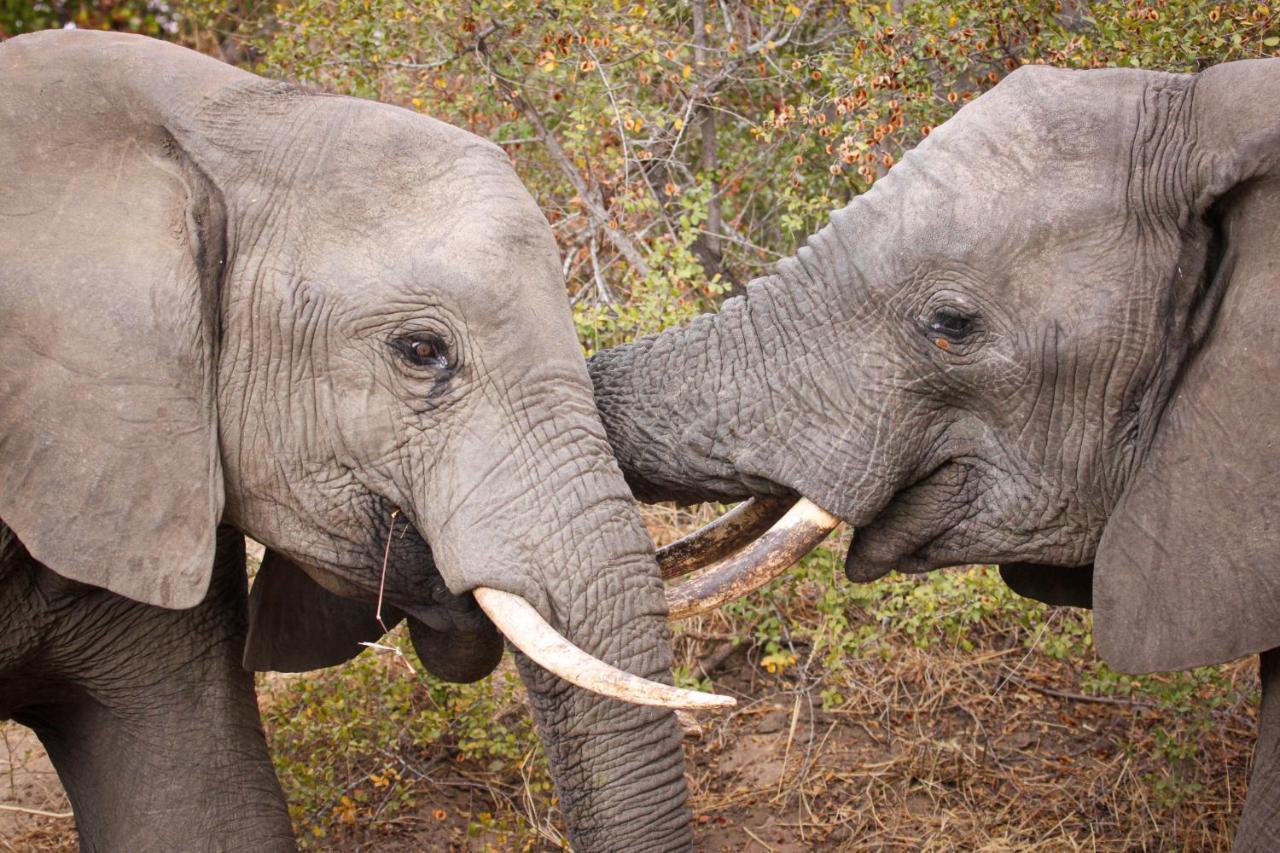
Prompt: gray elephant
<box><xmin>0</xmin><ymin>30</ymin><xmax>728</xmax><ymax>851</ymax></box>
<box><xmin>588</xmin><ymin>59</ymin><xmax>1280</xmax><ymax>847</ymax></box>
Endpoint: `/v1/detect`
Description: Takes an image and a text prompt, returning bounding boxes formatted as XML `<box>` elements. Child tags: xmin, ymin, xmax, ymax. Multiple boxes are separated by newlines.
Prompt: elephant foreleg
<box><xmin>6</xmin><ymin>526</ymin><xmax>294</xmax><ymax>852</ymax></box>
<box><xmin>1236</xmin><ymin>648</ymin><xmax>1280</xmax><ymax>851</ymax></box>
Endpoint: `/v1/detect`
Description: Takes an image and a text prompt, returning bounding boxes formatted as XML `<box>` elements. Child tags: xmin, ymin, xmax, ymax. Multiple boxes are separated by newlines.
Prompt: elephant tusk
<box><xmin>472</xmin><ymin>587</ymin><xmax>736</xmax><ymax>710</ymax></box>
<box><xmin>656</xmin><ymin>498</ymin><xmax>791</xmax><ymax>580</ymax></box>
<box><xmin>664</xmin><ymin>499</ymin><xmax>841</xmax><ymax>620</ymax></box>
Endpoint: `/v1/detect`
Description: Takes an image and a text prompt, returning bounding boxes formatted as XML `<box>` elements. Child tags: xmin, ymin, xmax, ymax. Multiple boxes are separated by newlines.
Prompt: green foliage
<box><xmin>0</xmin><ymin>0</ymin><xmax>178</xmax><ymax>37</ymax></box>
<box><xmin>259</xmin><ymin>630</ymin><xmax>550</xmax><ymax>845</ymax></box>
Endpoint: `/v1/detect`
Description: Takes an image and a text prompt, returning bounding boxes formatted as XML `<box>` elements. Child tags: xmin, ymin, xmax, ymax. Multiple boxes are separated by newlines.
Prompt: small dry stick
<box><xmin>0</xmin><ymin>803</ymin><xmax>73</xmax><ymax>819</ymax></box>
<box><xmin>742</xmin><ymin>826</ymin><xmax>776</xmax><ymax>852</ymax></box>
<box><xmin>359</xmin><ymin>509</ymin><xmax>416</xmax><ymax>675</ymax></box>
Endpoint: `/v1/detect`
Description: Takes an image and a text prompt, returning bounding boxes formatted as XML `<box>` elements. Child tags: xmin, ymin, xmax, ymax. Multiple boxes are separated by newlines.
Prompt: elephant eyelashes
<box><xmin>926</xmin><ymin>308</ymin><xmax>976</xmax><ymax>342</ymax></box>
<box><xmin>392</xmin><ymin>333</ymin><xmax>453</xmax><ymax>372</ymax></box>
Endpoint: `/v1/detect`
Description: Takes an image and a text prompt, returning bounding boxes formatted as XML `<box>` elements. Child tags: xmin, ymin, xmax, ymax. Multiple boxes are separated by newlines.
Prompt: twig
<box><xmin>366</xmin><ymin>510</ymin><xmax>414</xmax><ymax>674</ymax></box>
<box><xmin>999</xmin><ymin>670</ymin><xmax>1160</xmax><ymax>710</ymax></box>
<box><xmin>0</xmin><ymin>803</ymin><xmax>73</xmax><ymax>819</ymax></box>
<box><xmin>375</xmin><ymin>509</ymin><xmax>399</xmax><ymax>632</ymax></box>
<box><xmin>742</xmin><ymin>825</ymin><xmax>776</xmax><ymax>851</ymax></box>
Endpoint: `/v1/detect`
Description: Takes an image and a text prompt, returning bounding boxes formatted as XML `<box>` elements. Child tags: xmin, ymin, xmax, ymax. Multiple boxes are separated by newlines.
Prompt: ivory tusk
<box><xmin>473</xmin><ymin>587</ymin><xmax>735</xmax><ymax>710</ymax></box>
<box><xmin>664</xmin><ymin>499</ymin><xmax>841</xmax><ymax>621</ymax></box>
<box><xmin>656</xmin><ymin>498</ymin><xmax>790</xmax><ymax>580</ymax></box>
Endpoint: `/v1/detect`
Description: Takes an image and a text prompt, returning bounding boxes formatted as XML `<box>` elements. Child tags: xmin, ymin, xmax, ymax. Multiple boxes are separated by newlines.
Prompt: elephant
<box><xmin>0</xmin><ymin>30</ymin><xmax>729</xmax><ymax>852</ymax></box>
<box><xmin>587</xmin><ymin>59</ymin><xmax>1280</xmax><ymax>847</ymax></box>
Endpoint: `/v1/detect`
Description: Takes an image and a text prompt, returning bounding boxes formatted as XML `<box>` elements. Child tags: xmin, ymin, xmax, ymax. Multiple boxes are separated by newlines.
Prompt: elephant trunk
<box><xmin>586</xmin><ymin>239</ymin><xmax>891</xmax><ymax>609</ymax></box>
<box><xmin>586</xmin><ymin>202</ymin><xmax>884</xmax><ymax>526</ymax></box>
<box><xmin>511</xmin><ymin>539</ymin><xmax>694</xmax><ymax>851</ymax></box>
<box><xmin>417</xmin><ymin>382</ymin><xmax>698</xmax><ymax>850</ymax></box>
<box><xmin>587</xmin><ymin>281</ymin><xmax>795</xmax><ymax>507</ymax></box>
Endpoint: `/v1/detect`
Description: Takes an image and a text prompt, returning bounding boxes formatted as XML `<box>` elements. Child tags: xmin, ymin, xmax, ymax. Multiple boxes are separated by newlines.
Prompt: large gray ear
<box><xmin>1093</xmin><ymin>60</ymin><xmax>1280</xmax><ymax>674</ymax></box>
<box><xmin>244</xmin><ymin>550</ymin><xmax>403</xmax><ymax>673</ymax></box>
<box><xmin>0</xmin><ymin>34</ymin><xmax>226</xmax><ymax>608</ymax></box>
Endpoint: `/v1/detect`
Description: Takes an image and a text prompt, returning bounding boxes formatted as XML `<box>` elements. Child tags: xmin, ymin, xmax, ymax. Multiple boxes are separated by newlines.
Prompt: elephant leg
<box><xmin>1236</xmin><ymin>648</ymin><xmax>1280</xmax><ymax>851</ymax></box>
<box><xmin>7</xmin><ymin>526</ymin><xmax>294</xmax><ymax>852</ymax></box>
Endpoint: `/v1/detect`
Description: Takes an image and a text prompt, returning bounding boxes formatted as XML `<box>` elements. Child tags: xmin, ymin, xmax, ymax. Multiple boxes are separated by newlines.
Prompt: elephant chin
<box><xmin>407</xmin><ymin>617</ymin><xmax>505</xmax><ymax>683</ymax></box>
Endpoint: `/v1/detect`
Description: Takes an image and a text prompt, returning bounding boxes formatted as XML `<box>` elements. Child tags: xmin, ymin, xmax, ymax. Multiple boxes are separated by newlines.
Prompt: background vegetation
<box><xmin>2</xmin><ymin>0</ymin><xmax>1278</xmax><ymax>849</ymax></box>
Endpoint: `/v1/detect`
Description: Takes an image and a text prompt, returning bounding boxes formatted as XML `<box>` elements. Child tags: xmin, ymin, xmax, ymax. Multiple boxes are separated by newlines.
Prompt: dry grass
<box><xmin>673</xmin><ymin>618</ymin><xmax>1253</xmax><ymax>851</ymax></box>
<box><xmin>0</xmin><ymin>725</ymin><xmax>74</xmax><ymax>852</ymax></box>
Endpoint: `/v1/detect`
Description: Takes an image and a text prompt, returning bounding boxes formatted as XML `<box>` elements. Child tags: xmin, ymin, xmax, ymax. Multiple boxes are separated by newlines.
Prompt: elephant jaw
<box><xmin>657</xmin><ymin>498</ymin><xmax>843</xmax><ymax>618</ymax></box>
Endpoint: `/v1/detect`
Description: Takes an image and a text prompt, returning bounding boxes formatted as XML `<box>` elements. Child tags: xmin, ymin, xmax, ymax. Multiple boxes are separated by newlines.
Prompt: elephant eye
<box><xmin>926</xmin><ymin>308</ymin><xmax>975</xmax><ymax>342</ymax></box>
<box><xmin>393</xmin><ymin>333</ymin><xmax>452</xmax><ymax>370</ymax></box>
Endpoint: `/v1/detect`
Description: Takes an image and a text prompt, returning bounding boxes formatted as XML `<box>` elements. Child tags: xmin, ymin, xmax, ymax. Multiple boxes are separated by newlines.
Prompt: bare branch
<box><xmin>692</xmin><ymin>0</ymin><xmax>729</xmax><ymax>289</ymax></box>
<box><xmin>472</xmin><ymin>28</ymin><xmax>651</xmax><ymax>278</ymax></box>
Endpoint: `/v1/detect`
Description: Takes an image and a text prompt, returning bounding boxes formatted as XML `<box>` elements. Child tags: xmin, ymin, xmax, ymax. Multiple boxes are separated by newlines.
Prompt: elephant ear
<box><xmin>244</xmin><ymin>550</ymin><xmax>403</xmax><ymax>673</ymax></box>
<box><xmin>1092</xmin><ymin>59</ymin><xmax>1280</xmax><ymax>674</ymax></box>
<box><xmin>0</xmin><ymin>39</ymin><xmax>226</xmax><ymax>608</ymax></box>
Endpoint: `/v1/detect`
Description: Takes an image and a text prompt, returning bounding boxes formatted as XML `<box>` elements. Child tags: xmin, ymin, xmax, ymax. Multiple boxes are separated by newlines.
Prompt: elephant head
<box><xmin>589</xmin><ymin>59</ymin><xmax>1280</xmax><ymax>677</ymax></box>
<box><xmin>0</xmin><ymin>31</ymin><xmax>728</xmax><ymax>849</ymax></box>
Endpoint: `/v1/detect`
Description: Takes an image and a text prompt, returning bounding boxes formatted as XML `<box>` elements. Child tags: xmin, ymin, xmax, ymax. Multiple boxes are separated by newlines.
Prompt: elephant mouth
<box><xmin>842</xmin><ymin>460</ymin><xmax>989</xmax><ymax>580</ymax></box>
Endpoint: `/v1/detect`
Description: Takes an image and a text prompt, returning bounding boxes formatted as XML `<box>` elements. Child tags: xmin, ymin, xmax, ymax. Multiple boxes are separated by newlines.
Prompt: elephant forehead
<box><xmin>886</xmin><ymin>65</ymin><xmax>1168</xmax><ymax>215</ymax></box>
<box><xmin>266</xmin><ymin>97</ymin><xmax>540</xmax><ymax>229</ymax></box>
<box><xmin>929</xmin><ymin>64</ymin><xmax>1157</xmax><ymax>163</ymax></box>
<box><xmin>842</xmin><ymin>73</ymin><xmax>1158</xmax><ymax>271</ymax></box>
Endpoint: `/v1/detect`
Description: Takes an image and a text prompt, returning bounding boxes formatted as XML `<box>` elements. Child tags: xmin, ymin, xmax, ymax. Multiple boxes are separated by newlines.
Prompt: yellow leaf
<box><xmin>786</xmin><ymin>3</ymin><xmax>801</xmax><ymax>18</ymax></box>
<box><xmin>410</xmin><ymin>97</ymin><xmax>424</xmax><ymax>108</ymax></box>
<box><xmin>682</xmin><ymin>64</ymin><xmax>693</xmax><ymax>79</ymax></box>
<box><xmin>673</xmin><ymin>117</ymin><xmax>684</xmax><ymax>131</ymax></box>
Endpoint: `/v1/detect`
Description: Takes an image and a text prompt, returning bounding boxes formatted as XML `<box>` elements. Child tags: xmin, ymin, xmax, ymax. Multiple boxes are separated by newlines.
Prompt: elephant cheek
<box><xmin>407</xmin><ymin>617</ymin><xmax>505</xmax><ymax>683</ymax></box>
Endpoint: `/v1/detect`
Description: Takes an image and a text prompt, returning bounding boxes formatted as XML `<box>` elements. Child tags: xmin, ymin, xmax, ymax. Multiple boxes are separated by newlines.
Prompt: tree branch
<box><xmin>692</xmin><ymin>0</ymin><xmax>730</xmax><ymax>290</ymax></box>
<box><xmin>473</xmin><ymin>28</ymin><xmax>651</xmax><ymax>278</ymax></box>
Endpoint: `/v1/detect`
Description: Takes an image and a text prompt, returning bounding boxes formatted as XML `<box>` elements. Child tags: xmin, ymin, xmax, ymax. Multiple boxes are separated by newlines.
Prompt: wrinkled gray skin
<box><xmin>590</xmin><ymin>60</ymin><xmax>1280</xmax><ymax>847</ymax></box>
<box><xmin>0</xmin><ymin>31</ymin><xmax>689</xmax><ymax>852</ymax></box>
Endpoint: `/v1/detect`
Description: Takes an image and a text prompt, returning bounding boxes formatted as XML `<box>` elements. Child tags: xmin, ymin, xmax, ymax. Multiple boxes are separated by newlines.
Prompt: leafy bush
<box><xmin>259</xmin><ymin>631</ymin><xmax>554</xmax><ymax>845</ymax></box>
<box><xmin>0</xmin><ymin>0</ymin><xmax>179</xmax><ymax>37</ymax></box>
